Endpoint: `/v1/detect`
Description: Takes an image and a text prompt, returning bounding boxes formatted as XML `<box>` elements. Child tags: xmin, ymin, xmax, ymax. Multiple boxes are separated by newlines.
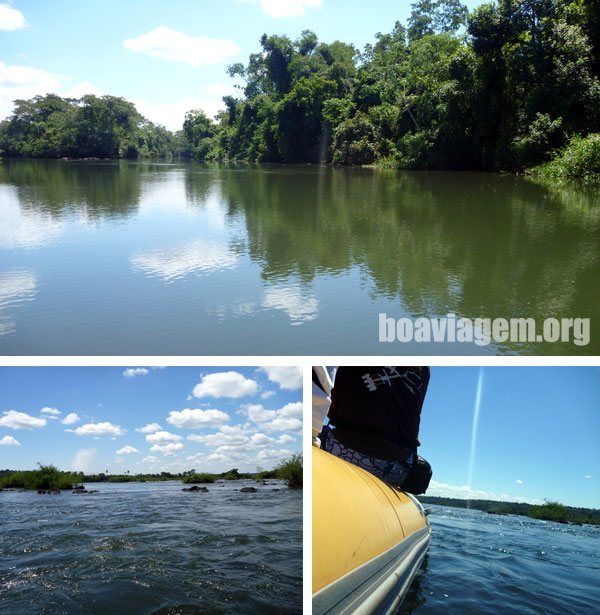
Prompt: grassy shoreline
<box><xmin>0</xmin><ymin>456</ymin><xmax>303</xmax><ymax>492</ymax></box>
<box><xmin>419</xmin><ymin>495</ymin><xmax>600</xmax><ymax>526</ymax></box>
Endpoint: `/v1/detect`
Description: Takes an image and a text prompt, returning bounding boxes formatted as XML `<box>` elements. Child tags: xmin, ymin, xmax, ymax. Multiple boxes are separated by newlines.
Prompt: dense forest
<box><xmin>420</xmin><ymin>495</ymin><xmax>600</xmax><ymax>525</ymax></box>
<box><xmin>1</xmin><ymin>0</ymin><xmax>599</xmax><ymax>175</ymax></box>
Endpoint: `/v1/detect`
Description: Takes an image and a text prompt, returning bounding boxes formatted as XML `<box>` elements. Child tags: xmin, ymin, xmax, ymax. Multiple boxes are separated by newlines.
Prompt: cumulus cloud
<box><xmin>260</xmin><ymin>366</ymin><xmax>302</xmax><ymax>390</ymax></box>
<box><xmin>123</xmin><ymin>368</ymin><xmax>149</xmax><ymax>378</ymax></box>
<box><xmin>135</xmin><ymin>422</ymin><xmax>162</xmax><ymax>434</ymax></box>
<box><xmin>167</xmin><ymin>408</ymin><xmax>230</xmax><ymax>429</ymax></box>
<box><xmin>259</xmin><ymin>0</ymin><xmax>321</xmax><ymax>18</ymax></box>
<box><xmin>249</xmin><ymin>433</ymin><xmax>275</xmax><ymax>446</ymax></box>
<box><xmin>241</xmin><ymin>401</ymin><xmax>302</xmax><ymax>424</ymax></box>
<box><xmin>70</xmin><ymin>448</ymin><xmax>97</xmax><ymax>473</ymax></box>
<box><xmin>516</xmin><ymin>479</ymin><xmax>523</xmax><ymax>484</ymax></box>
<box><xmin>73</xmin><ymin>422</ymin><xmax>126</xmax><ymax>437</ymax></box>
<box><xmin>117</xmin><ymin>445</ymin><xmax>139</xmax><ymax>455</ymax></box>
<box><xmin>186</xmin><ymin>424</ymin><xmax>249</xmax><ymax>447</ymax></box>
<box><xmin>193</xmin><ymin>371</ymin><xmax>258</xmax><ymax>399</ymax></box>
<box><xmin>261</xmin><ymin>390</ymin><xmax>276</xmax><ymax>400</ymax></box>
<box><xmin>146</xmin><ymin>430</ymin><xmax>182</xmax><ymax>444</ymax></box>
<box><xmin>143</xmin><ymin>455</ymin><xmax>159</xmax><ymax>463</ymax></box>
<box><xmin>0</xmin><ymin>62</ymin><xmax>61</xmax><ymax>120</ymax></box>
<box><xmin>261</xmin><ymin>417</ymin><xmax>302</xmax><ymax>433</ymax></box>
<box><xmin>150</xmin><ymin>442</ymin><xmax>184</xmax><ymax>455</ymax></box>
<box><xmin>61</xmin><ymin>412</ymin><xmax>81</xmax><ymax>425</ymax></box>
<box><xmin>0</xmin><ymin>3</ymin><xmax>25</xmax><ymax>30</ymax></box>
<box><xmin>0</xmin><ymin>435</ymin><xmax>20</xmax><ymax>446</ymax></box>
<box><xmin>277</xmin><ymin>434</ymin><xmax>294</xmax><ymax>444</ymax></box>
<box><xmin>41</xmin><ymin>407</ymin><xmax>61</xmax><ymax>416</ymax></box>
<box><xmin>123</xmin><ymin>26</ymin><xmax>239</xmax><ymax>67</ymax></box>
<box><xmin>0</xmin><ymin>410</ymin><xmax>46</xmax><ymax>430</ymax></box>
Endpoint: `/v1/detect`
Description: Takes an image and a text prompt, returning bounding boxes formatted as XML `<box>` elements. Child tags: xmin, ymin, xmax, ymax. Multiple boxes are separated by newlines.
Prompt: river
<box><xmin>1</xmin><ymin>160</ymin><xmax>598</xmax><ymax>355</ymax></box>
<box><xmin>0</xmin><ymin>480</ymin><xmax>302</xmax><ymax>614</ymax></box>
<box><xmin>401</xmin><ymin>505</ymin><xmax>600</xmax><ymax>614</ymax></box>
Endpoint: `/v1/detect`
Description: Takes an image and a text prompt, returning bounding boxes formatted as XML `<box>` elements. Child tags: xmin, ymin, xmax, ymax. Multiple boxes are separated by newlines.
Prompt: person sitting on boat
<box><xmin>318</xmin><ymin>366</ymin><xmax>432</xmax><ymax>493</ymax></box>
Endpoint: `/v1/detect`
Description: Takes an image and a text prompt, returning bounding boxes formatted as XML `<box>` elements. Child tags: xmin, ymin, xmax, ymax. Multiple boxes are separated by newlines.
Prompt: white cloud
<box><xmin>131</xmin><ymin>240</ymin><xmax>239</xmax><ymax>282</ymax></box>
<box><xmin>143</xmin><ymin>455</ymin><xmax>159</xmax><ymax>463</ymax></box>
<box><xmin>70</xmin><ymin>448</ymin><xmax>97</xmax><ymax>473</ymax></box>
<box><xmin>61</xmin><ymin>412</ymin><xmax>81</xmax><ymax>425</ymax></box>
<box><xmin>41</xmin><ymin>407</ymin><xmax>61</xmax><ymax>416</ymax></box>
<box><xmin>241</xmin><ymin>401</ymin><xmax>302</xmax><ymax>424</ymax></box>
<box><xmin>277</xmin><ymin>434</ymin><xmax>294</xmax><ymax>444</ymax></box>
<box><xmin>193</xmin><ymin>371</ymin><xmax>258</xmax><ymax>399</ymax></box>
<box><xmin>585</xmin><ymin>475</ymin><xmax>592</xmax><ymax>479</ymax></box>
<box><xmin>123</xmin><ymin>26</ymin><xmax>239</xmax><ymax>67</ymax></box>
<box><xmin>427</xmin><ymin>480</ymin><xmax>542</xmax><ymax>504</ymax></box>
<box><xmin>250</xmin><ymin>433</ymin><xmax>275</xmax><ymax>446</ymax></box>
<box><xmin>260</xmin><ymin>366</ymin><xmax>302</xmax><ymax>390</ymax></box>
<box><xmin>516</xmin><ymin>479</ymin><xmax>523</xmax><ymax>484</ymax></box>
<box><xmin>261</xmin><ymin>417</ymin><xmax>303</xmax><ymax>433</ymax></box>
<box><xmin>150</xmin><ymin>442</ymin><xmax>184</xmax><ymax>455</ymax></box>
<box><xmin>146</xmin><ymin>430</ymin><xmax>182</xmax><ymax>444</ymax></box>
<box><xmin>261</xmin><ymin>390</ymin><xmax>276</xmax><ymax>400</ymax></box>
<box><xmin>256</xmin><ymin>447</ymin><xmax>295</xmax><ymax>460</ymax></box>
<box><xmin>0</xmin><ymin>3</ymin><xmax>25</xmax><ymax>30</ymax></box>
<box><xmin>123</xmin><ymin>368</ymin><xmax>149</xmax><ymax>378</ymax></box>
<box><xmin>133</xmin><ymin>95</ymin><xmax>225</xmax><ymax>131</ymax></box>
<box><xmin>64</xmin><ymin>81</ymin><xmax>105</xmax><ymax>98</ymax></box>
<box><xmin>0</xmin><ymin>410</ymin><xmax>46</xmax><ymax>430</ymax></box>
<box><xmin>167</xmin><ymin>408</ymin><xmax>230</xmax><ymax>429</ymax></box>
<box><xmin>135</xmin><ymin>422</ymin><xmax>162</xmax><ymax>434</ymax></box>
<box><xmin>117</xmin><ymin>445</ymin><xmax>139</xmax><ymax>455</ymax></box>
<box><xmin>73</xmin><ymin>422</ymin><xmax>126</xmax><ymax>437</ymax></box>
<box><xmin>0</xmin><ymin>61</ymin><xmax>61</xmax><ymax>120</ymax></box>
<box><xmin>260</xmin><ymin>0</ymin><xmax>321</xmax><ymax>18</ymax></box>
<box><xmin>0</xmin><ymin>435</ymin><xmax>20</xmax><ymax>446</ymax></box>
<box><xmin>262</xmin><ymin>285</ymin><xmax>319</xmax><ymax>324</ymax></box>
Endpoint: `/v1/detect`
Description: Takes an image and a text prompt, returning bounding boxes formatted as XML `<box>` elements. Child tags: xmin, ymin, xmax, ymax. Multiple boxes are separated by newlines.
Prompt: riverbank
<box><xmin>0</xmin><ymin>456</ymin><xmax>303</xmax><ymax>492</ymax></box>
<box><xmin>419</xmin><ymin>496</ymin><xmax>600</xmax><ymax>526</ymax></box>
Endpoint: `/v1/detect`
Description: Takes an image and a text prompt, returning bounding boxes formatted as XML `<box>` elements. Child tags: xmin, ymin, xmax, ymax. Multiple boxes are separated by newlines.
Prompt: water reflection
<box><xmin>0</xmin><ymin>185</ymin><xmax>64</xmax><ymax>249</ymax></box>
<box><xmin>0</xmin><ymin>271</ymin><xmax>37</xmax><ymax>336</ymax></box>
<box><xmin>131</xmin><ymin>239</ymin><xmax>240</xmax><ymax>282</ymax></box>
<box><xmin>262</xmin><ymin>284</ymin><xmax>319</xmax><ymax>325</ymax></box>
<box><xmin>0</xmin><ymin>160</ymin><xmax>598</xmax><ymax>354</ymax></box>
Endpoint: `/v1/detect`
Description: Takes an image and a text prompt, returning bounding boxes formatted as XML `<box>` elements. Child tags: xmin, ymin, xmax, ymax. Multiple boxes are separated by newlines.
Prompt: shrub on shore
<box><xmin>0</xmin><ymin>464</ymin><xmax>78</xmax><ymax>491</ymax></box>
<box><xmin>182</xmin><ymin>473</ymin><xmax>216</xmax><ymax>484</ymax></box>
<box><xmin>533</xmin><ymin>134</ymin><xmax>600</xmax><ymax>180</ymax></box>
<box><xmin>275</xmin><ymin>454</ymin><xmax>303</xmax><ymax>489</ymax></box>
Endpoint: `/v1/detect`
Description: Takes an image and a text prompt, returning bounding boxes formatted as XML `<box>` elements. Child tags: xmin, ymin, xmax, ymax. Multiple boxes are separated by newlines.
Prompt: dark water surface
<box><xmin>1</xmin><ymin>160</ymin><xmax>598</xmax><ymax>355</ymax></box>
<box><xmin>0</xmin><ymin>481</ymin><xmax>302</xmax><ymax>614</ymax></box>
<box><xmin>401</xmin><ymin>505</ymin><xmax>600</xmax><ymax>614</ymax></box>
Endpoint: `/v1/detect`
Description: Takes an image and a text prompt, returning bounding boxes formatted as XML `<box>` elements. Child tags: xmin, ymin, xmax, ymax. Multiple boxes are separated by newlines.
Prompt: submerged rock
<box><xmin>182</xmin><ymin>486</ymin><xmax>209</xmax><ymax>492</ymax></box>
<box><xmin>72</xmin><ymin>489</ymin><xmax>98</xmax><ymax>494</ymax></box>
<box><xmin>37</xmin><ymin>489</ymin><xmax>60</xmax><ymax>495</ymax></box>
<box><xmin>239</xmin><ymin>487</ymin><xmax>258</xmax><ymax>493</ymax></box>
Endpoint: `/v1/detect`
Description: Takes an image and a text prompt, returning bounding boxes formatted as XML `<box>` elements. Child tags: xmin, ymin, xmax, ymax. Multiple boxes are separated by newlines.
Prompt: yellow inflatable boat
<box><xmin>313</xmin><ymin>445</ymin><xmax>431</xmax><ymax>614</ymax></box>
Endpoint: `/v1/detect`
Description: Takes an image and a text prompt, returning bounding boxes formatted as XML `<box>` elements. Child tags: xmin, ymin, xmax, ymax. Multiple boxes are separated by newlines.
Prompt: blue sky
<box><xmin>0</xmin><ymin>366</ymin><xmax>302</xmax><ymax>474</ymax></box>
<box><xmin>1</xmin><ymin>0</ymin><xmax>484</xmax><ymax>130</ymax></box>
<box><xmin>419</xmin><ymin>367</ymin><xmax>600</xmax><ymax>509</ymax></box>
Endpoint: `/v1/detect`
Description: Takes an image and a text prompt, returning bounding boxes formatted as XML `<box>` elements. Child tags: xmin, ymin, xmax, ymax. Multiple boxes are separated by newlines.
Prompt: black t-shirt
<box><xmin>328</xmin><ymin>366</ymin><xmax>430</xmax><ymax>461</ymax></box>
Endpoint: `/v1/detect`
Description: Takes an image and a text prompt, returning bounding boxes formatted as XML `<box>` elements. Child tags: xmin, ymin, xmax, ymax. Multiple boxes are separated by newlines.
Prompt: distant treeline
<box><xmin>420</xmin><ymin>495</ymin><xmax>600</xmax><ymax>525</ymax></box>
<box><xmin>1</xmin><ymin>1</ymin><xmax>599</xmax><ymax>176</ymax></box>
<box><xmin>0</xmin><ymin>455</ymin><xmax>303</xmax><ymax>491</ymax></box>
<box><xmin>0</xmin><ymin>94</ymin><xmax>185</xmax><ymax>159</ymax></box>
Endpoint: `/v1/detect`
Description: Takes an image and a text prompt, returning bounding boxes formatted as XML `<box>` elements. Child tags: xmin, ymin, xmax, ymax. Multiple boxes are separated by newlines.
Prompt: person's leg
<box><xmin>320</xmin><ymin>426</ymin><xmax>412</xmax><ymax>488</ymax></box>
